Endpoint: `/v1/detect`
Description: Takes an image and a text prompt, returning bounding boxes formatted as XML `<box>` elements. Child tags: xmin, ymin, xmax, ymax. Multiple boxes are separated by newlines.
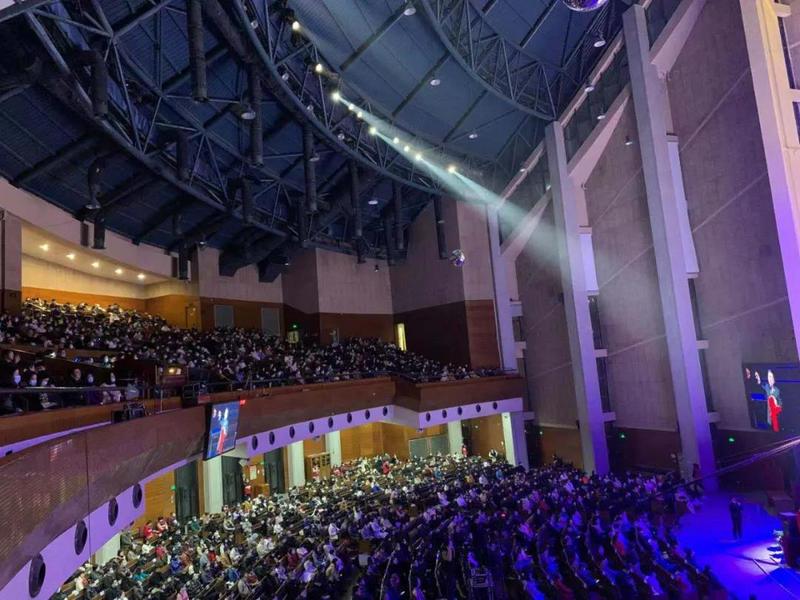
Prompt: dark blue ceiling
<box><xmin>0</xmin><ymin>0</ymin><xmax>626</xmax><ymax>274</ymax></box>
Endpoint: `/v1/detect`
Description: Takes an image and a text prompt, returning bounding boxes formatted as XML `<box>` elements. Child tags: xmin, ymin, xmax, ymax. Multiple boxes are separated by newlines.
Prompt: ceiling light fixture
<box><xmin>331</xmin><ymin>90</ymin><xmax>341</xmax><ymax>102</ymax></box>
<box><xmin>519</xmin><ymin>167</ymin><xmax>528</xmax><ymax>173</ymax></box>
<box><xmin>596</xmin><ymin>113</ymin><xmax>606</xmax><ymax>121</ymax></box>
<box><xmin>137</xmin><ymin>273</ymin><xmax>146</xmax><ymax>280</ymax></box>
<box><xmin>392</xmin><ymin>136</ymin><xmax>400</xmax><ymax>144</ymax></box>
<box><xmin>468</xmin><ymin>132</ymin><xmax>478</xmax><ymax>139</ymax></box>
<box><xmin>291</xmin><ymin>20</ymin><xmax>301</xmax><ymax>32</ymax></box>
<box><xmin>447</xmin><ymin>164</ymin><xmax>457</xmax><ymax>174</ymax></box>
<box><xmin>584</xmin><ymin>83</ymin><xmax>595</xmax><ymax>93</ymax></box>
<box><xmin>429</xmin><ymin>78</ymin><xmax>441</xmax><ymax>86</ymax></box>
<box><xmin>368</xmin><ymin>126</ymin><xmax>377</xmax><ymax>135</ymax></box>
<box><xmin>114</xmin><ymin>267</ymin><xmax>123</xmax><ymax>275</ymax></box>
<box><xmin>403</xmin><ymin>145</ymin><xmax>410</xmax><ymax>152</ymax></box>
<box><xmin>337</xmin><ymin>132</ymin><xmax>346</xmax><ymax>141</ymax></box>
<box><xmin>356</xmin><ymin>110</ymin><xmax>363</xmax><ymax>119</ymax></box>
<box><xmin>91</xmin><ymin>261</ymin><xmax>100</xmax><ymax>269</ymax></box>
<box><xmin>403</xmin><ymin>3</ymin><xmax>417</xmax><ymax>16</ymax></box>
<box><xmin>368</xmin><ymin>198</ymin><xmax>379</xmax><ymax>206</ymax></box>
<box><xmin>593</xmin><ymin>33</ymin><xmax>606</xmax><ymax>48</ymax></box>
<box><xmin>39</xmin><ymin>243</ymin><xmax>49</xmax><ymax>252</ymax></box>
<box><xmin>414</xmin><ymin>152</ymin><xmax>422</xmax><ymax>161</ymax></box>
<box><xmin>280</xmin><ymin>71</ymin><xmax>290</xmax><ymax>81</ymax></box>
<box><xmin>314</xmin><ymin>63</ymin><xmax>324</xmax><ymax>74</ymax></box>
<box><xmin>66</xmin><ymin>252</ymin><xmax>75</xmax><ymax>260</ymax></box>
<box><xmin>624</xmin><ymin>136</ymin><xmax>634</xmax><ymax>146</ymax></box>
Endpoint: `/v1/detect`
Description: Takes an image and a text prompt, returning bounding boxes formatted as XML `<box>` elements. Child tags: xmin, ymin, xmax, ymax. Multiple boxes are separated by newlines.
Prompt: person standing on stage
<box><xmin>729</xmin><ymin>497</ymin><xmax>743</xmax><ymax>540</ymax></box>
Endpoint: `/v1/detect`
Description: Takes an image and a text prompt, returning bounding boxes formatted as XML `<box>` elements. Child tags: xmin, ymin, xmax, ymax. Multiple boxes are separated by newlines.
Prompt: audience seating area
<box><xmin>50</xmin><ymin>454</ymin><xmax>724</xmax><ymax>600</ymax></box>
<box><xmin>0</xmin><ymin>298</ymin><xmax>502</xmax><ymax>414</ymax></box>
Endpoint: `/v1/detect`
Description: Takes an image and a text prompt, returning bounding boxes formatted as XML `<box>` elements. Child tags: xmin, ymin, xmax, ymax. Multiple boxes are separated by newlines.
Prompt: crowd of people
<box><xmin>51</xmin><ymin>452</ymin><xmax>724</xmax><ymax>600</ymax></box>
<box><xmin>0</xmin><ymin>299</ymin><xmax>497</xmax><ymax>405</ymax></box>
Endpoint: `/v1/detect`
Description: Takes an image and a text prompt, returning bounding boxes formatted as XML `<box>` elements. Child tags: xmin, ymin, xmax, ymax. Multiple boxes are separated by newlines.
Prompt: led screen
<box><xmin>205</xmin><ymin>401</ymin><xmax>240</xmax><ymax>459</ymax></box>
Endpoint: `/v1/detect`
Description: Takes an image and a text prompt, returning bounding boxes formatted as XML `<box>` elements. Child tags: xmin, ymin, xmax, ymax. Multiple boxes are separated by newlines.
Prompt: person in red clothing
<box><xmin>141</xmin><ymin>521</ymin><xmax>154</xmax><ymax>539</ymax></box>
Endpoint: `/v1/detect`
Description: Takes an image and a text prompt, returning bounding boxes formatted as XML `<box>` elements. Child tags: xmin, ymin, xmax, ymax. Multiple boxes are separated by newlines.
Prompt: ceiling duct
<box><xmin>249</xmin><ymin>64</ymin><xmax>263</xmax><ymax>166</ymax></box>
<box><xmin>78</xmin><ymin>50</ymin><xmax>108</xmax><ymax>118</ymax></box>
<box><xmin>187</xmin><ymin>0</ymin><xmax>208</xmax><ymax>102</ymax></box>
<box><xmin>175</xmin><ymin>131</ymin><xmax>190</xmax><ymax>181</ymax></box>
<box><xmin>93</xmin><ymin>216</ymin><xmax>106</xmax><ymax>250</ymax></box>
<box><xmin>302</xmin><ymin>123</ymin><xmax>317</xmax><ymax>213</ymax></box>
<box><xmin>433</xmin><ymin>196</ymin><xmax>447</xmax><ymax>259</ymax></box>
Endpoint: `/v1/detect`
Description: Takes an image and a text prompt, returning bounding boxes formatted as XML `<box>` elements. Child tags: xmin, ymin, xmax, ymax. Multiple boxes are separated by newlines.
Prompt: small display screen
<box><xmin>205</xmin><ymin>401</ymin><xmax>240</xmax><ymax>459</ymax></box>
<box><xmin>743</xmin><ymin>363</ymin><xmax>800</xmax><ymax>434</ymax></box>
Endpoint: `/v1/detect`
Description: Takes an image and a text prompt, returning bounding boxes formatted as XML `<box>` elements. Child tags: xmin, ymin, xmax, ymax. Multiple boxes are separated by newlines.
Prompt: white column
<box><xmin>325</xmin><ymin>431</ymin><xmax>342</xmax><ymax>467</ymax></box>
<box><xmin>202</xmin><ymin>456</ymin><xmax>223</xmax><ymax>514</ymax></box>
<box><xmin>624</xmin><ymin>4</ymin><xmax>714</xmax><ymax>481</ymax></box>
<box><xmin>545</xmin><ymin>121</ymin><xmax>610</xmax><ymax>475</ymax></box>
<box><xmin>447</xmin><ymin>420</ymin><xmax>464</xmax><ymax>455</ymax></box>
<box><xmin>501</xmin><ymin>412</ymin><xmax>529</xmax><ymax>469</ymax></box>
<box><xmin>740</xmin><ymin>0</ymin><xmax>800</xmax><ymax>361</ymax></box>
<box><xmin>93</xmin><ymin>534</ymin><xmax>120</xmax><ymax>566</ymax></box>
<box><xmin>287</xmin><ymin>441</ymin><xmax>306</xmax><ymax>488</ymax></box>
<box><xmin>487</xmin><ymin>206</ymin><xmax>518</xmax><ymax>371</ymax></box>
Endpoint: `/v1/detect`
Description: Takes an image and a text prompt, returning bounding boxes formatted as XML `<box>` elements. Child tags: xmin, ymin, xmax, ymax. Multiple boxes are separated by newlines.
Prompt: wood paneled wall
<box><xmin>467</xmin><ymin>415</ymin><xmax>505</xmax><ymax>457</ymax></box>
<box><xmin>199</xmin><ymin>298</ymin><xmax>283</xmax><ymax>332</ymax></box>
<box><xmin>144</xmin><ymin>295</ymin><xmax>200</xmax><ymax>328</ymax></box>
<box><xmin>303</xmin><ymin>436</ymin><xmax>326</xmax><ymax>456</ymax></box>
<box><xmin>339</xmin><ymin>422</ymin><xmax>447</xmax><ymax>462</ymax></box>
<box><xmin>318</xmin><ymin>313</ymin><xmax>394</xmax><ymax>344</ymax></box>
<box><xmin>538</xmin><ymin>427</ymin><xmax>584</xmax><ymax>470</ymax></box>
<box><xmin>132</xmin><ymin>471</ymin><xmax>175</xmax><ymax>530</ymax></box>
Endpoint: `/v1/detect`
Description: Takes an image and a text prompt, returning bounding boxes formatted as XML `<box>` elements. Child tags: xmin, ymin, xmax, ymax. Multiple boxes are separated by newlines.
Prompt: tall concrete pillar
<box><xmin>325</xmin><ymin>431</ymin><xmax>342</xmax><ymax>467</ymax></box>
<box><xmin>486</xmin><ymin>206</ymin><xmax>518</xmax><ymax>371</ymax></box>
<box><xmin>93</xmin><ymin>534</ymin><xmax>120</xmax><ymax>566</ymax></box>
<box><xmin>202</xmin><ymin>456</ymin><xmax>223</xmax><ymax>514</ymax></box>
<box><xmin>447</xmin><ymin>420</ymin><xmax>464</xmax><ymax>455</ymax></box>
<box><xmin>624</xmin><ymin>4</ymin><xmax>714</xmax><ymax>480</ymax></box>
<box><xmin>501</xmin><ymin>412</ymin><xmax>529</xmax><ymax>469</ymax></box>
<box><xmin>545</xmin><ymin>121</ymin><xmax>609</xmax><ymax>475</ymax></box>
<box><xmin>287</xmin><ymin>441</ymin><xmax>305</xmax><ymax>488</ymax></box>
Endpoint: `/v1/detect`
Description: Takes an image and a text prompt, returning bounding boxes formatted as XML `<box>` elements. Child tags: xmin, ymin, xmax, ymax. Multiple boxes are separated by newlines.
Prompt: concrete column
<box><xmin>447</xmin><ymin>420</ymin><xmax>464</xmax><ymax>455</ymax></box>
<box><xmin>93</xmin><ymin>534</ymin><xmax>120</xmax><ymax>566</ymax></box>
<box><xmin>486</xmin><ymin>206</ymin><xmax>518</xmax><ymax>371</ymax></box>
<box><xmin>202</xmin><ymin>456</ymin><xmax>223</xmax><ymax>514</ymax></box>
<box><xmin>325</xmin><ymin>431</ymin><xmax>342</xmax><ymax>467</ymax></box>
<box><xmin>545</xmin><ymin>121</ymin><xmax>610</xmax><ymax>475</ymax></box>
<box><xmin>501</xmin><ymin>412</ymin><xmax>529</xmax><ymax>469</ymax></box>
<box><xmin>740</xmin><ymin>0</ymin><xmax>800</xmax><ymax>362</ymax></box>
<box><xmin>287</xmin><ymin>441</ymin><xmax>305</xmax><ymax>488</ymax></box>
<box><xmin>624</xmin><ymin>4</ymin><xmax>714</xmax><ymax>480</ymax></box>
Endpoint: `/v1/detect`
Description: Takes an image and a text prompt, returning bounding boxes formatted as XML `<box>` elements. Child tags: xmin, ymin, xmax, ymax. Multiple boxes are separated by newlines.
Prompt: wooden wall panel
<box><xmin>339</xmin><ymin>423</ymin><xmax>446</xmax><ymax>461</ymax></box>
<box><xmin>144</xmin><ymin>295</ymin><xmax>200</xmax><ymax>328</ymax></box>
<box><xmin>133</xmin><ymin>471</ymin><xmax>175</xmax><ymax>530</ymax></box>
<box><xmin>199</xmin><ymin>298</ymin><xmax>283</xmax><ymax>332</ymax></box>
<box><xmin>609</xmin><ymin>427</ymin><xmax>681</xmax><ymax>473</ymax></box>
<box><xmin>395</xmin><ymin>301</ymin><xmax>470</xmax><ymax>367</ymax></box>
<box><xmin>539</xmin><ymin>427</ymin><xmax>584</xmax><ymax>470</ymax></box>
<box><xmin>303</xmin><ymin>436</ymin><xmax>326</xmax><ymax>456</ymax></box>
<box><xmin>465</xmin><ymin>300</ymin><xmax>500</xmax><ymax>369</ymax></box>
<box><xmin>467</xmin><ymin>415</ymin><xmax>505</xmax><ymax>457</ymax></box>
<box><xmin>318</xmin><ymin>313</ymin><xmax>395</xmax><ymax>344</ymax></box>
<box><xmin>22</xmin><ymin>286</ymin><xmax>146</xmax><ymax>312</ymax></box>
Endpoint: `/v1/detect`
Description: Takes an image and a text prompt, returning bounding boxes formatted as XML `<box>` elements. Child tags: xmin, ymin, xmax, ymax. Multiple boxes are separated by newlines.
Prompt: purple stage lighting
<box><xmin>561</xmin><ymin>0</ymin><xmax>609</xmax><ymax>12</ymax></box>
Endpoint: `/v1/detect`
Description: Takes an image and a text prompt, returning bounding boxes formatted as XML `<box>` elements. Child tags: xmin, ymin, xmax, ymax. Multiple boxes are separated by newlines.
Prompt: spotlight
<box><xmin>519</xmin><ymin>167</ymin><xmax>527</xmax><ymax>173</ymax></box>
<box><xmin>403</xmin><ymin>3</ymin><xmax>416</xmax><ymax>16</ymax></box>
<box><xmin>347</xmin><ymin>102</ymin><xmax>355</xmax><ymax>111</ymax></box>
<box><xmin>447</xmin><ymin>164</ymin><xmax>457</xmax><ymax>174</ymax></box>
<box><xmin>368</xmin><ymin>198</ymin><xmax>379</xmax><ymax>206</ymax></box>
<box><xmin>584</xmin><ymin>83</ymin><xmax>595</xmax><ymax>93</ymax></box>
<box><xmin>114</xmin><ymin>267</ymin><xmax>123</xmax><ymax>275</ymax></box>
<box><xmin>314</xmin><ymin>63</ymin><xmax>324</xmax><ymax>74</ymax></box>
<box><xmin>392</xmin><ymin>136</ymin><xmax>399</xmax><ymax>144</ymax></box>
<box><xmin>624</xmin><ymin>136</ymin><xmax>634</xmax><ymax>147</ymax></box>
<box><xmin>429</xmin><ymin>78</ymin><xmax>441</xmax><ymax>86</ymax></box>
<box><xmin>337</xmin><ymin>132</ymin><xmax>346</xmax><ymax>141</ymax></box>
<box><xmin>291</xmin><ymin>20</ymin><xmax>301</xmax><ymax>32</ymax></box>
<box><xmin>356</xmin><ymin>110</ymin><xmax>363</xmax><ymax>119</ymax></box>
<box><xmin>309</xmin><ymin>152</ymin><xmax>320</xmax><ymax>162</ymax></box>
<box><xmin>137</xmin><ymin>273</ymin><xmax>146</xmax><ymax>280</ymax></box>
<box><xmin>91</xmin><ymin>261</ymin><xmax>100</xmax><ymax>269</ymax></box>
<box><xmin>592</xmin><ymin>33</ymin><xmax>606</xmax><ymax>48</ymax></box>
<box><xmin>403</xmin><ymin>145</ymin><xmax>410</xmax><ymax>152</ymax></box>
<box><xmin>374</xmin><ymin>264</ymin><xmax>380</xmax><ymax>272</ymax></box>
<box><xmin>66</xmin><ymin>252</ymin><xmax>75</xmax><ymax>261</ymax></box>
<box><xmin>306</xmin><ymin>103</ymin><xmax>314</xmax><ymax>112</ymax></box>
<box><xmin>368</xmin><ymin>126</ymin><xmax>377</xmax><ymax>135</ymax></box>
<box><xmin>561</xmin><ymin>0</ymin><xmax>609</xmax><ymax>11</ymax></box>
<box><xmin>280</xmin><ymin>70</ymin><xmax>290</xmax><ymax>81</ymax></box>
<box><xmin>468</xmin><ymin>132</ymin><xmax>478</xmax><ymax>139</ymax></box>
<box><xmin>236</xmin><ymin>103</ymin><xmax>257</xmax><ymax>121</ymax></box>
<box><xmin>414</xmin><ymin>152</ymin><xmax>422</xmax><ymax>161</ymax></box>
<box><xmin>39</xmin><ymin>243</ymin><xmax>49</xmax><ymax>252</ymax></box>
<box><xmin>596</xmin><ymin>113</ymin><xmax>606</xmax><ymax>121</ymax></box>
<box><xmin>331</xmin><ymin>90</ymin><xmax>341</xmax><ymax>102</ymax></box>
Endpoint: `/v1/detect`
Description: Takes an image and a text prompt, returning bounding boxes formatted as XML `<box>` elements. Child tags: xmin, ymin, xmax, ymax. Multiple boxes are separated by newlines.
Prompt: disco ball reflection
<box><xmin>561</xmin><ymin>0</ymin><xmax>609</xmax><ymax>12</ymax></box>
<box><xmin>450</xmin><ymin>249</ymin><xmax>466</xmax><ymax>267</ymax></box>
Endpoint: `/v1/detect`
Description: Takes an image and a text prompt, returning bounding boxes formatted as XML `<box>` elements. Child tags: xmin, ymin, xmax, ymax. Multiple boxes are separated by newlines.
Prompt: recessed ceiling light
<box><xmin>291</xmin><ymin>20</ymin><xmax>301</xmax><ymax>32</ymax></box>
<box><xmin>597</xmin><ymin>113</ymin><xmax>606</xmax><ymax>121</ymax></box>
<box><xmin>592</xmin><ymin>33</ymin><xmax>606</xmax><ymax>48</ymax></box>
<box><xmin>429</xmin><ymin>78</ymin><xmax>441</xmax><ymax>86</ymax></box>
<box><xmin>403</xmin><ymin>4</ymin><xmax>416</xmax><ymax>16</ymax></box>
<box><xmin>403</xmin><ymin>145</ymin><xmax>410</xmax><ymax>153</ymax></box>
<box><xmin>519</xmin><ymin>167</ymin><xmax>527</xmax><ymax>173</ymax></box>
<box><xmin>114</xmin><ymin>267</ymin><xmax>124</xmax><ymax>275</ymax></box>
<box><xmin>584</xmin><ymin>83</ymin><xmax>595</xmax><ymax>93</ymax></box>
<box><xmin>624</xmin><ymin>136</ymin><xmax>634</xmax><ymax>146</ymax></box>
<box><xmin>392</xmin><ymin>136</ymin><xmax>400</xmax><ymax>144</ymax></box>
<box><xmin>91</xmin><ymin>261</ymin><xmax>100</xmax><ymax>269</ymax></box>
<box><xmin>137</xmin><ymin>273</ymin><xmax>146</xmax><ymax>280</ymax></box>
<box><xmin>468</xmin><ymin>132</ymin><xmax>478</xmax><ymax>139</ymax></box>
<box><xmin>368</xmin><ymin>126</ymin><xmax>377</xmax><ymax>135</ymax></box>
<box><xmin>368</xmin><ymin>199</ymin><xmax>379</xmax><ymax>205</ymax></box>
<box><xmin>331</xmin><ymin>90</ymin><xmax>341</xmax><ymax>102</ymax></box>
<box><xmin>66</xmin><ymin>252</ymin><xmax>75</xmax><ymax>260</ymax></box>
<box><xmin>414</xmin><ymin>152</ymin><xmax>422</xmax><ymax>161</ymax></box>
<box><xmin>314</xmin><ymin>63</ymin><xmax>324</xmax><ymax>74</ymax></box>
<box><xmin>39</xmin><ymin>243</ymin><xmax>49</xmax><ymax>252</ymax></box>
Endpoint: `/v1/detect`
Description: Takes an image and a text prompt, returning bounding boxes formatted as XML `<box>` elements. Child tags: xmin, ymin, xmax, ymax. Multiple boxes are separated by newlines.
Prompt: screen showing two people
<box><xmin>743</xmin><ymin>363</ymin><xmax>800</xmax><ymax>434</ymax></box>
<box><xmin>205</xmin><ymin>401</ymin><xmax>241</xmax><ymax>459</ymax></box>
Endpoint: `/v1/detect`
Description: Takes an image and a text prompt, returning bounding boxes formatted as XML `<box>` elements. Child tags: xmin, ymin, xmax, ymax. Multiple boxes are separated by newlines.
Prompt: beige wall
<box><xmin>315</xmin><ymin>249</ymin><xmax>392</xmax><ymax>314</ymax></box>
<box><xmin>195</xmin><ymin>247</ymin><xmax>283</xmax><ymax>304</ymax></box>
<box><xmin>281</xmin><ymin>248</ymin><xmax>319</xmax><ymax>314</ymax></box>
<box><xmin>23</xmin><ymin>255</ymin><xmax>149</xmax><ymax>300</ymax></box>
<box><xmin>456</xmin><ymin>201</ymin><xmax>494</xmax><ymax>302</ymax></box>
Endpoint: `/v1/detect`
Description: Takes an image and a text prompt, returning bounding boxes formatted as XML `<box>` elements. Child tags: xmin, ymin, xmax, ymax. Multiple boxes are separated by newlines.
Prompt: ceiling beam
<box><xmin>339</xmin><ymin>4</ymin><xmax>407</xmax><ymax>72</ymax></box>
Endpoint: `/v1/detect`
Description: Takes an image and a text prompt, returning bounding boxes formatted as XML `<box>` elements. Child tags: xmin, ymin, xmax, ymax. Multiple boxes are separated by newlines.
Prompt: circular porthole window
<box><xmin>492</xmin><ymin>402</ymin><xmax>498</xmax><ymax>410</ymax></box>
<box><xmin>346</xmin><ymin>413</ymin><xmax>353</xmax><ymax>423</ymax></box>
<box><xmin>108</xmin><ymin>498</ymin><xmax>119</xmax><ymax>526</ymax></box>
<box><xmin>28</xmin><ymin>554</ymin><xmax>46</xmax><ymax>598</ymax></box>
<box><xmin>425</xmin><ymin>412</ymin><xmax>431</xmax><ymax>422</ymax></box>
<box><xmin>457</xmin><ymin>407</ymin><xmax>463</xmax><ymax>416</ymax></box>
<box><xmin>132</xmin><ymin>484</ymin><xmax>143</xmax><ymax>509</ymax></box>
<box><xmin>382</xmin><ymin>406</ymin><xmax>389</xmax><ymax>416</ymax></box>
<box><xmin>442</xmin><ymin>410</ymin><xmax>448</xmax><ymax>419</ymax></box>
<box><xmin>475</xmin><ymin>404</ymin><xmax>482</xmax><ymax>413</ymax></box>
<box><xmin>364</xmin><ymin>409</ymin><xmax>371</xmax><ymax>420</ymax></box>
<box><xmin>328</xmin><ymin>417</ymin><xmax>334</xmax><ymax>428</ymax></box>
<box><xmin>251</xmin><ymin>436</ymin><xmax>259</xmax><ymax>451</ymax></box>
<box><xmin>74</xmin><ymin>520</ymin><xmax>88</xmax><ymax>555</ymax></box>
<box><xmin>268</xmin><ymin>432</ymin><xmax>276</xmax><ymax>445</ymax></box>
<box><xmin>308</xmin><ymin>422</ymin><xmax>315</xmax><ymax>434</ymax></box>
<box><xmin>289</xmin><ymin>426</ymin><xmax>295</xmax><ymax>439</ymax></box>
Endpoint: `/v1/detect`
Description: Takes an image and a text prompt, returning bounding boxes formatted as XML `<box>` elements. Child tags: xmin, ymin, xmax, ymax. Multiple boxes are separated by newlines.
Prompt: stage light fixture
<box><xmin>429</xmin><ymin>78</ymin><xmax>441</xmax><ymax>86</ymax></box>
<box><xmin>39</xmin><ymin>243</ymin><xmax>49</xmax><ymax>252</ymax></box>
<box><xmin>337</xmin><ymin>132</ymin><xmax>346</xmax><ymax>141</ymax></box>
<box><xmin>280</xmin><ymin>70</ymin><xmax>290</xmax><ymax>81</ymax></box>
<box><xmin>403</xmin><ymin>3</ymin><xmax>416</xmax><ymax>16</ymax></box>
<box><xmin>368</xmin><ymin>126</ymin><xmax>377</xmax><ymax>135</ymax></box>
<box><xmin>519</xmin><ymin>167</ymin><xmax>527</xmax><ymax>173</ymax></box>
<box><xmin>403</xmin><ymin>145</ymin><xmax>410</xmax><ymax>152</ymax></box>
<box><xmin>392</xmin><ymin>136</ymin><xmax>399</xmax><ymax>144</ymax></box>
<box><xmin>137</xmin><ymin>273</ymin><xmax>146</xmax><ymax>280</ymax></box>
<box><xmin>584</xmin><ymin>83</ymin><xmax>595</xmax><ymax>93</ymax></box>
<box><xmin>114</xmin><ymin>268</ymin><xmax>123</xmax><ymax>275</ymax></box>
<box><xmin>447</xmin><ymin>164</ymin><xmax>457</xmax><ymax>173</ymax></box>
<box><xmin>468</xmin><ymin>132</ymin><xmax>478</xmax><ymax>139</ymax></box>
<box><xmin>66</xmin><ymin>253</ymin><xmax>75</xmax><ymax>261</ymax></box>
<box><xmin>291</xmin><ymin>20</ymin><xmax>301</xmax><ymax>32</ymax></box>
<box><xmin>356</xmin><ymin>110</ymin><xmax>363</xmax><ymax>119</ymax></box>
<box><xmin>624</xmin><ymin>136</ymin><xmax>634</xmax><ymax>146</ymax></box>
<box><xmin>314</xmin><ymin>63</ymin><xmax>324</xmax><ymax>74</ymax></box>
<box><xmin>368</xmin><ymin>199</ymin><xmax>379</xmax><ymax>206</ymax></box>
<box><xmin>347</xmin><ymin>102</ymin><xmax>355</xmax><ymax>111</ymax></box>
<box><xmin>592</xmin><ymin>33</ymin><xmax>606</xmax><ymax>48</ymax></box>
<box><xmin>414</xmin><ymin>152</ymin><xmax>422</xmax><ymax>161</ymax></box>
<box><xmin>596</xmin><ymin>113</ymin><xmax>606</xmax><ymax>121</ymax></box>
<box><xmin>331</xmin><ymin>90</ymin><xmax>341</xmax><ymax>102</ymax></box>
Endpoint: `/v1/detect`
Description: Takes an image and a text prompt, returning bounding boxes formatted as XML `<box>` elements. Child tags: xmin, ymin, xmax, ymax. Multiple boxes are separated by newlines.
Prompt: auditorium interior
<box><xmin>0</xmin><ymin>0</ymin><xmax>798</xmax><ymax>598</ymax></box>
